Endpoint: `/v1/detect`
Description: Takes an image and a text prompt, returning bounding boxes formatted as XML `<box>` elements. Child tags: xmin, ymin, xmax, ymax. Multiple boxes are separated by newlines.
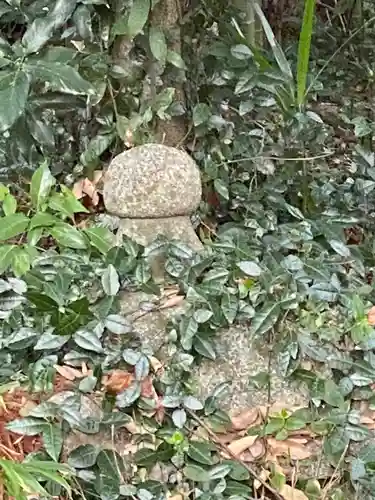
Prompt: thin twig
<box><xmin>185</xmin><ymin>408</ymin><xmax>285</xmax><ymax>500</ymax></box>
<box><xmin>321</xmin><ymin>443</ymin><xmax>349</xmax><ymax>500</ymax></box>
<box><xmin>224</xmin><ymin>151</ymin><xmax>334</xmax><ymax>165</ymax></box>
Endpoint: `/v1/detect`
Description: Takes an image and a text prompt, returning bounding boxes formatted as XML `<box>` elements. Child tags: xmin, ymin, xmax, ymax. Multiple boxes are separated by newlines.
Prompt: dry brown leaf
<box><xmin>215</xmin><ymin>431</ymin><xmax>246</xmax><ymax>444</ymax></box>
<box><xmin>368</xmin><ymin>305</ymin><xmax>375</xmax><ymax>326</ymax></box>
<box><xmin>226</xmin><ymin>435</ymin><xmax>258</xmax><ymax>456</ymax></box>
<box><xmin>267</xmin><ymin>438</ymin><xmax>314</xmax><ymax>460</ymax></box>
<box><xmin>124</xmin><ymin>419</ymin><xmax>139</xmax><ymax>434</ymax></box>
<box><xmin>149</xmin><ymin>356</ymin><xmax>163</xmax><ymax>373</ymax></box>
<box><xmin>286</xmin><ymin>437</ymin><xmax>308</xmax><ymax>445</ymax></box>
<box><xmin>103</xmin><ymin>370</ymin><xmax>134</xmax><ymax>394</ymax></box>
<box><xmin>54</xmin><ymin>365</ymin><xmax>84</xmax><ymax>381</ymax></box>
<box><xmin>19</xmin><ymin>400</ymin><xmax>37</xmax><ymax>417</ymax></box>
<box><xmin>159</xmin><ymin>295</ymin><xmax>184</xmax><ymax>309</ymax></box>
<box><xmin>168</xmin><ymin>495</ymin><xmax>184</xmax><ymax>500</ymax></box>
<box><xmin>248</xmin><ymin>439</ymin><xmax>265</xmax><ymax>459</ymax></box>
<box><xmin>230</xmin><ymin>408</ymin><xmax>259</xmax><ymax>431</ymax></box>
<box><xmin>254</xmin><ymin>469</ymin><xmax>270</xmax><ymax>490</ymax></box>
<box><xmin>72</xmin><ymin>171</ymin><xmax>104</xmax><ymax>206</ymax></box>
<box><xmin>280</xmin><ymin>484</ymin><xmax>308</xmax><ymax>500</ymax></box>
<box><xmin>141</xmin><ymin>376</ymin><xmax>157</xmax><ymax>399</ymax></box>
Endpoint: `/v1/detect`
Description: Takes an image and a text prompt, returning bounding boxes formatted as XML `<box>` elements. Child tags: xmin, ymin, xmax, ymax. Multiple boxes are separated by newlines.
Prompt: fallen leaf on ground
<box><xmin>159</xmin><ymin>295</ymin><xmax>184</xmax><ymax>309</ymax></box>
<box><xmin>286</xmin><ymin>437</ymin><xmax>308</xmax><ymax>445</ymax></box>
<box><xmin>230</xmin><ymin>408</ymin><xmax>259</xmax><ymax>430</ymax></box>
<box><xmin>103</xmin><ymin>370</ymin><xmax>134</xmax><ymax>394</ymax></box>
<box><xmin>54</xmin><ymin>364</ymin><xmax>85</xmax><ymax>381</ymax></box>
<box><xmin>267</xmin><ymin>438</ymin><xmax>314</xmax><ymax>460</ymax></box>
<box><xmin>216</xmin><ymin>431</ymin><xmax>246</xmax><ymax>444</ymax></box>
<box><xmin>141</xmin><ymin>376</ymin><xmax>157</xmax><ymax>399</ymax></box>
<box><xmin>280</xmin><ymin>484</ymin><xmax>308</xmax><ymax>500</ymax></box>
<box><xmin>247</xmin><ymin>439</ymin><xmax>265</xmax><ymax>459</ymax></box>
<box><xmin>168</xmin><ymin>495</ymin><xmax>184</xmax><ymax>500</ymax></box>
<box><xmin>226</xmin><ymin>435</ymin><xmax>258</xmax><ymax>456</ymax></box>
<box><xmin>149</xmin><ymin>356</ymin><xmax>163</xmax><ymax>373</ymax></box>
<box><xmin>368</xmin><ymin>306</ymin><xmax>375</xmax><ymax>325</ymax></box>
<box><xmin>72</xmin><ymin>171</ymin><xmax>103</xmax><ymax>206</ymax></box>
<box><xmin>124</xmin><ymin>418</ymin><xmax>139</xmax><ymax>434</ymax></box>
<box><xmin>253</xmin><ymin>468</ymin><xmax>270</xmax><ymax>490</ymax></box>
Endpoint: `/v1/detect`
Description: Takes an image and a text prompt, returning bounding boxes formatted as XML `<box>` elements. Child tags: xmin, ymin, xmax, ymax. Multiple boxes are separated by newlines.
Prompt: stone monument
<box><xmin>102</xmin><ymin>143</ymin><xmax>307</xmax><ymax>413</ymax></box>
<box><xmin>103</xmin><ymin>143</ymin><xmax>203</xmax><ymax>254</ymax></box>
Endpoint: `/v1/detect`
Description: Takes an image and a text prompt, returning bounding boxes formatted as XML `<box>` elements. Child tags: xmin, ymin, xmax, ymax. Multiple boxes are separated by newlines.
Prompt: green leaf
<box><xmin>134</xmin><ymin>444</ymin><xmax>173</xmax><ymax>467</ymax></box>
<box><xmin>30</xmin><ymin>161</ymin><xmax>56</xmax><ymax>211</ymax></box>
<box><xmin>0</xmin><ymin>213</ymin><xmax>29</xmax><ymax>241</ymax></box>
<box><xmin>208</xmin><ymin>463</ymin><xmax>231</xmax><ymax>480</ymax></box>
<box><xmin>194</xmin><ymin>334</ymin><xmax>216</xmax><ymax>360</ymax></box>
<box><xmin>187</xmin><ymin>442</ymin><xmax>215</xmax><ymax>465</ymax></box>
<box><xmin>166</xmin><ymin>50</ymin><xmax>186</xmax><ymax>69</ymax></box>
<box><xmin>183</xmin><ymin>464</ymin><xmax>210</xmax><ymax>482</ymax></box>
<box><xmin>22</xmin><ymin>0</ymin><xmax>77</xmax><ymax>54</ymax></box>
<box><xmin>123</xmin><ymin>349</ymin><xmax>142</xmax><ymax>365</ymax></box>
<box><xmin>0</xmin><ymin>70</ymin><xmax>30</xmax><ymax>131</ymax></box>
<box><xmin>50</xmin><ymin>223</ymin><xmax>87</xmax><ymax>249</ymax></box>
<box><xmin>250</xmin><ymin>302</ymin><xmax>281</xmax><ymax>337</ymax></box>
<box><xmin>34</xmin><ymin>332</ymin><xmax>70</xmax><ymax>350</ymax></box>
<box><xmin>29</xmin><ymin>212</ymin><xmax>59</xmax><ymax>230</ymax></box>
<box><xmin>183</xmin><ymin>396</ymin><xmax>203</xmax><ymax>410</ymax></box>
<box><xmin>43</xmin><ymin>424</ymin><xmax>63</xmax><ymax>461</ymax></box>
<box><xmin>237</xmin><ymin>260</ymin><xmax>262</xmax><ymax>277</ymax></box>
<box><xmin>228</xmin><ymin>461</ymin><xmax>250</xmax><ymax>481</ymax></box>
<box><xmin>149</xmin><ymin>26</ymin><xmax>167</xmax><ymax>63</ymax></box>
<box><xmin>6</xmin><ymin>418</ymin><xmax>48</xmax><ymax>436</ymax></box>
<box><xmin>180</xmin><ymin>316</ymin><xmax>198</xmax><ymax>350</ymax></box>
<box><xmin>193</xmin><ymin>309</ymin><xmax>213</xmax><ymax>323</ymax></box>
<box><xmin>2</xmin><ymin>193</ymin><xmax>17</xmax><ymax>215</ymax></box>
<box><xmin>26</xmin><ymin>292</ymin><xmax>59</xmax><ymax>312</ymax></box>
<box><xmin>27</xmin><ymin>61</ymin><xmax>94</xmax><ymax>96</ymax></box>
<box><xmin>116</xmin><ymin>382</ymin><xmax>141</xmax><ymax>408</ymax></box>
<box><xmin>253</xmin><ymin>3</ymin><xmax>293</xmax><ymax>80</ymax></box>
<box><xmin>79</xmin><ymin>376</ymin><xmax>97</xmax><ymax>392</ymax></box>
<box><xmin>221</xmin><ymin>293</ymin><xmax>238</xmax><ymax>324</ymax></box>
<box><xmin>84</xmin><ymin>227</ymin><xmax>114</xmax><ymax>254</ymax></box>
<box><xmin>324</xmin><ymin>379</ymin><xmax>345</xmax><ymax>408</ymax></box>
<box><xmin>127</xmin><ymin>0</ymin><xmax>150</xmax><ymax>38</ymax></box>
<box><xmin>105</xmin><ymin>314</ymin><xmax>132</xmax><ymax>334</ymax></box>
<box><xmin>135</xmin><ymin>355</ymin><xmax>150</xmax><ymax>380</ymax></box>
<box><xmin>22</xmin><ymin>17</ymin><xmax>55</xmax><ymax>55</ymax></box>
<box><xmin>68</xmin><ymin>444</ymin><xmax>99</xmax><ymax>468</ymax></box>
<box><xmin>12</xmin><ymin>247</ymin><xmax>31</xmax><ymax>277</ymax></box>
<box><xmin>0</xmin><ymin>244</ymin><xmax>15</xmax><ymax>273</ymax></box>
<box><xmin>214</xmin><ymin>178</ymin><xmax>229</xmax><ymax>200</ymax></box>
<box><xmin>74</xmin><ymin>330</ymin><xmax>103</xmax><ymax>353</ymax></box>
<box><xmin>231</xmin><ymin>44</ymin><xmax>253</xmax><ymax>60</ymax></box>
<box><xmin>328</xmin><ymin>239</ymin><xmax>350</xmax><ymax>258</ymax></box>
<box><xmin>101</xmin><ymin>264</ymin><xmax>120</xmax><ymax>296</ymax></box>
<box><xmin>59</xmin><ymin>186</ymin><xmax>90</xmax><ymax>216</ymax></box>
<box><xmin>172</xmin><ymin>408</ymin><xmax>186</xmax><ymax>428</ymax></box>
<box><xmin>296</xmin><ymin>0</ymin><xmax>316</xmax><ymax>105</ymax></box>
<box><xmin>193</xmin><ymin>103</ymin><xmax>211</xmax><ymax>127</ymax></box>
<box><xmin>80</xmin><ymin>133</ymin><xmax>115</xmax><ymax>166</ymax></box>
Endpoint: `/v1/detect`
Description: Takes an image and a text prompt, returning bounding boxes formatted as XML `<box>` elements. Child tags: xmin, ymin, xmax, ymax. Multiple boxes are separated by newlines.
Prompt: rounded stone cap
<box><xmin>103</xmin><ymin>144</ymin><xmax>202</xmax><ymax>218</ymax></box>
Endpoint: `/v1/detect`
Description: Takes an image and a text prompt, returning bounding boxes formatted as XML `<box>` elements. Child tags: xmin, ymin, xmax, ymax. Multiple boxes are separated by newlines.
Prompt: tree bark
<box><xmin>151</xmin><ymin>0</ymin><xmax>188</xmax><ymax>147</ymax></box>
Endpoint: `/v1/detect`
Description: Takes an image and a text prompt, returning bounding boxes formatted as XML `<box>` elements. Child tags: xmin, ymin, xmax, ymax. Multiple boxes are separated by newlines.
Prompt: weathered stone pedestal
<box><xmin>102</xmin><ymin>143</ymin><xmax>307</xmax><ymax>413</ymax></box>
<box><xmin>103</xmin><ymin>144</ymin><xmax>203</xmax><ymax>275</ymax></box>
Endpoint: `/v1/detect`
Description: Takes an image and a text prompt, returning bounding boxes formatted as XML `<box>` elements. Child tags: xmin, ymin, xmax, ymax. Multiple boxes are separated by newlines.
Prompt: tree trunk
<box><xmin>151</xmin><ymin>0</ymin><xmax>188</xmax><ymax>146</ymax></box>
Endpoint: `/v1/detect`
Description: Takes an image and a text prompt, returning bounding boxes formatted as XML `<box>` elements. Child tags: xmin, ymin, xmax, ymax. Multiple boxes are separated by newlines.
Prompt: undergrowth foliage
<box><xmin>2</xmin><ymin>0</ymin><xmax>375</xmax><ymax>499</ymax></box>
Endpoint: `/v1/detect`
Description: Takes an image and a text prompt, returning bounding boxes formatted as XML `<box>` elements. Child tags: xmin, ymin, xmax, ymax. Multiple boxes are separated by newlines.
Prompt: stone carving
<box><xmin>103</xmin><ymin>144</ymin><xmax>203</xmax><ymax>281</ymax></box>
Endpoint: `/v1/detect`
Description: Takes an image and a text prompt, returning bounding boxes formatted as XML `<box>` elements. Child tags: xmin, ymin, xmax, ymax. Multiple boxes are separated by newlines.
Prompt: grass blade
<box><xmin>297</xmin><ymin>0</ymin><xmax>316</xmax><ymax>106</ymax></box>
<box><xmin>253</xmin><ymin>2</ymin><xmax>293</xmax><ymax>80</ymax></box>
